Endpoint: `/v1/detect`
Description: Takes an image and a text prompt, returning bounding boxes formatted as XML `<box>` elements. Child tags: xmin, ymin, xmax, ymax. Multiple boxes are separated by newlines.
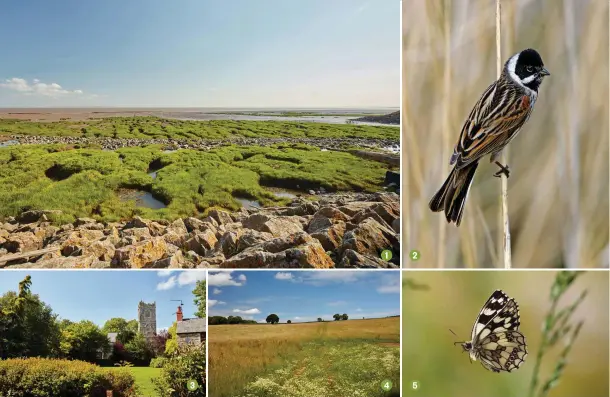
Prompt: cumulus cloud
<box><xmin>209</xmin><ymin>271</ymin><xmax>247</xmax><ymax>287</ymax></box>
<box><xmin>209</xmin><ymin>300</ymin><xmax>226</xmax><ymax>307</ymax></box>
<box><xmin>377</xmin><ymin>274</ymin><xmax>400</xmax><ymax>294</ymax></box>
<box><xmin>233</xmin><ymin>308</ymin><xmax>261</xmax><ymax>314</ymax></box>
<box><xmin>274</xmin><ymin>272</ymin><xmax>293</xmax><ymax>280</ymax></box>
<box><xmin>274</xmin><ymin>271</ymin><xmax>365</xmax><ymax>286</ymax></box>
<box><xmin>0</xmin><ymin>77</ymin><xmax>86</xmax><ymax>97</ymax></box>
<box><xmin>213</xmin><ymin>288</ymin><xmax>222</xmax><ymax>295</ymax></box>
<box><xmin>156</xmin><ymin>271</ymin><xmax>206</xmax><ymax>290</ymax></box>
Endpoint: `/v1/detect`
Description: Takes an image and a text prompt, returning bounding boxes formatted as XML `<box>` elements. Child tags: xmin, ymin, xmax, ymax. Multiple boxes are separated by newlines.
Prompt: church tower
<box><xmin>137</xmin><ymin>301</ymin><xmax>157</xmax><ymax>339</ymax></box>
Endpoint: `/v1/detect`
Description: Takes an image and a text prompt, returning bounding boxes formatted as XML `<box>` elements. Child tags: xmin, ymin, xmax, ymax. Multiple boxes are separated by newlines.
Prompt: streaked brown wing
<box><xmin>451</xmin><ymin>81</ymin><xmax>532</xmax><ymax>170</ymax></box>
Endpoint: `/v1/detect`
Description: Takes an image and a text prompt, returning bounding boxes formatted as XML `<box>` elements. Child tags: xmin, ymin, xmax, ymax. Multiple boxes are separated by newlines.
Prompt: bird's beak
<box><xmin>540</xmin><ymin>67</ymin><xmax>550</xmax><ymax>76</ymax></box>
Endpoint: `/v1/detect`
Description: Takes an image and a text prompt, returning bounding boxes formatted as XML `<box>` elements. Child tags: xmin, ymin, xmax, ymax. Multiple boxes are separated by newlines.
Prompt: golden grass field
<box><xmin>402</xmin><ymin>0</ymin><xmax>609</xmax><ymax>268</ymax></box>
<box><xmin>402</xmin><ymin>271</ymin><xmax>609</xmax><ymax>397</ymax></box>
<box><xmin>208</xmin><ymin>317</ymin><xmax>400</xmax><ymax>397</ymax></box>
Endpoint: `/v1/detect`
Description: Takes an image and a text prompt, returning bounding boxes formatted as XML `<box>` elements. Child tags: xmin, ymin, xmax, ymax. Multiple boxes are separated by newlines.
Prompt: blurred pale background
<box><xmin>402</xmin><ymin>271</ymin><xmax>609</xmax><ymax>397</ymax></box>
<box><xmin>402</xmin><ymin>0</ymin><xmax>609</xmax><ymax>268</ymax></box>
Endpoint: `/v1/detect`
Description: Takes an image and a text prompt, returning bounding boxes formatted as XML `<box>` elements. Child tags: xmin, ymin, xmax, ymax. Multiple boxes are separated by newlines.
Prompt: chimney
<box><xmin>176</xmin><ymin>306</ymin><xmax>183</xmax><ymax>322</ymax></box>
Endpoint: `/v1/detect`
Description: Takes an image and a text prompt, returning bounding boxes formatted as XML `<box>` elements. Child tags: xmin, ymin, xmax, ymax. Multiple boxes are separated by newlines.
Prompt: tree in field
<box><xmin>0</xmin><ymin>275</ymin><xmax>62</xmax><ymax>359</ymax></box>
<box><xmin>333</xmin><ymin>314</ymin><xmax>341</xmax><ymax>321</ymax></box>
<box><xmin>287</xmin><ymin>320</ymin><xmax>292</xmax><ymax>324</ymax></box>
<box><xmin>341</xmin><ymin>313</ymin><xmax>348</xmax><ymax>321</ymax></box>
<box><xmin>317</xmin><ymin>318</ymin><xmax>323</xmax><ymax>322</ymax></box>
<box><xmin>209</xmin><ymin>316</ymin><xmax>229</xmax><ymax>325</ymax></box>
<box><xmin>266</xmin><ymin>314</ymin><xmax>280</xmax><ymax>324</ymax></box>
<box><xmin>193</xmin><ymin>280</ymin><xmax>206</xmax><ymax>318</ymax></box>
<box><xmin>227</xmin><ymin>315</ymin><xmax>243</xmax><ymax>324</ymax></box>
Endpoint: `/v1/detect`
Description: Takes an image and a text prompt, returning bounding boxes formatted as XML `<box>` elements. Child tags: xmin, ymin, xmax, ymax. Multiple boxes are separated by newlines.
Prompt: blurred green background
<box><xmin>402</xmin><ymin>271</ymin><xmax>609</xmax><ymax>397</ymax></box>
<box><xmin>402</xmin><ymin>0</ymin><xmax>609</xmax><ymax>268</ymax></box>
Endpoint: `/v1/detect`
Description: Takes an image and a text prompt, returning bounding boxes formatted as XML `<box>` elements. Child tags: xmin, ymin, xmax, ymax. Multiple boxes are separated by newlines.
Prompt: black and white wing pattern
<box><xmin>460</xmin><ymin>290</ymin><xmax>528</xmax><ymax>373</ymax></box>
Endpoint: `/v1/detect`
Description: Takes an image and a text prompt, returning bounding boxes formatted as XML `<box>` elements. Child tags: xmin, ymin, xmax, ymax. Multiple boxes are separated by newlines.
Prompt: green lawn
<box><xmin>109</xmin><ymin>366</ymin><xmax>161</xmax><ymax>397</ymax></box>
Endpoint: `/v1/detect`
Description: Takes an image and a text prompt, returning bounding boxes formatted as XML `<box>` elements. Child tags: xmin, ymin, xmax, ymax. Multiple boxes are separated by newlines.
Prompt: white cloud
<box><xmin>377</xmin><ymin>274</ymin><xmax>400</xmax><ymax>294</ymax></box>
<box><xmin>356</xmin><ymin>308</ymin><xmax>363</xmax><ymax>312</ymax></box>
<box><xmin>209</xmin><ymin>300</ymin><xmax>226</xmax><ymax>308</ymax></box>
<box><xmin>156</xmin><ymin>271</ymin><xmax>206</xmax><ymax>290</ymax></box>
<box><xmin>209</xmin><ymin>271</ymin><xmax>247</xmax><ymax>286</ymax></box>
<box><xmin>213</xmin><ymin>288</ymin><xmax>222</xmax><ymax>295</ymax></box>
<box><xmin>233</xmin><ymin>308</ymin><xmax>261</xmax><ymax>314</ymax></box>
<box><xmin>156</xmin><ymin>276</ymin><xmax>177</xmax><ymax>291</ymax></box>
<box><xmin>275</xmin><ymin>271</ymin><xmax>365</xmax><ymax>286</ymax></box>
<box><xmin>157</xmin><ymin>270</ymin><xmax>175</xmax><ymax>277</ymax></box>
<box><xmin>275</xmin><ymin>272</ymin><xmax>294</xmax><ymax>280</ymax></box>
<box><xmin>0</xmin><ymin>77</ymin><xmax>87</xmax><ymax>97</ymax></box>
<box><xmin>327</xmin><ymin>300</ymin><xmax>347</xmax><ymax>307</ymax></box>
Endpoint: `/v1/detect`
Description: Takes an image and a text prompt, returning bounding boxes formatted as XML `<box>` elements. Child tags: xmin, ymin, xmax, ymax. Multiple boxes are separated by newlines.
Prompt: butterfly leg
<box><xmin>493</xmin><ymin>161</ymin><xmax>510</xmax><ymax>178</ymax></box>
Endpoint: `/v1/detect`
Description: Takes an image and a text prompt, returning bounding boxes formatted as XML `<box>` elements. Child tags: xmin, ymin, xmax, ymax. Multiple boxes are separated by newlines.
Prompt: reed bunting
<box><xmin>429</xmin><ymin>48</ymin><xmax>549</xmax><ymax>226</ymax></box>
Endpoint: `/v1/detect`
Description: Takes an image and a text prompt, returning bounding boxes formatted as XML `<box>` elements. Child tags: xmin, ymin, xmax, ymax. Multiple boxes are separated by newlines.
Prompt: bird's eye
<box><xmin>526</xmin><ymin>66</ymin><xmax>534</xmax><ymax>72</ymax></box>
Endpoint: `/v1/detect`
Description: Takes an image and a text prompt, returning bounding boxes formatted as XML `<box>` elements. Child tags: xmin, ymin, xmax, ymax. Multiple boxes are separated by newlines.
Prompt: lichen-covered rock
<box><xmin>112</xmin><ymin>237</ymin><xmax>168</xmax><ymax>268</ymax></box>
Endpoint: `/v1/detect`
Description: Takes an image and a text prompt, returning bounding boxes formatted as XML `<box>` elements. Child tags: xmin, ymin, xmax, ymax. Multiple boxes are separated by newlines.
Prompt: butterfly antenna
<box><xmin>449</xmin><ymin>329</ymin><xmax>463</xmax><ymax>346</ymax></box>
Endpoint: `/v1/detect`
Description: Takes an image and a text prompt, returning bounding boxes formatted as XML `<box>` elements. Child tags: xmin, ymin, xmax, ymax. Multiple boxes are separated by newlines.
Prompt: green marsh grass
<box><xmin>0</xmin><ymin>117</ymin><xmax>399</xmax><ymax>141</ymax></box>
<box><xmin>401</xmin><ymin>271</ymin><xmax>609</xmax><ymax>397</ymax></box>
<box><xmin>402</xmin><ymin>0</ymin><xmax>609</xmax><ymax>268</ymax></box>
<box><xmin>0</xmin><ymin>143</ymin><xmax>391</xmax><ymax>223</ymax></box>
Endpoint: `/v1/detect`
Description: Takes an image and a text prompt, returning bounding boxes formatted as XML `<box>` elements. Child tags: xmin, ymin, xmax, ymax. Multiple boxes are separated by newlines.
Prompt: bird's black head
<box><xmin>507</xmin><ymin>48</ymin><xmax>550</xmax><ymax>92</ymax></box>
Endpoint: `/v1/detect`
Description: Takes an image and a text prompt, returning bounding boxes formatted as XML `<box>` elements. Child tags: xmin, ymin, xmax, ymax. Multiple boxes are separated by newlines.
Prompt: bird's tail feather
<box><xmin>429</xmin><ymin>162</ymin><xmax>479</xmax><ymax>226</ymax></box>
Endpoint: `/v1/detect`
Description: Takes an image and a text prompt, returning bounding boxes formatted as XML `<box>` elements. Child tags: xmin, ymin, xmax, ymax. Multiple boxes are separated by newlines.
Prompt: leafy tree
<box><xmin>60</xmin><ymin>320</ymin><xmax>109</xmax><ymax>362</ymax></box>
<box><xmin>228</xmin><ymin>315</ymin><xmax>243</xmax><ymax>324</ymax></box>
<box><xmin>342</xmin><ymin>313</ymin><xmax>349</xmax><ymax>321</ymax></box>
<box><xmin>317</xmin><ymin>318</ymin><xmax>323</xmax><ymax>322</ymax></box>
<box><xmin>209</xmin><ymin>316</ymin><xmax>228</xmax><ymax>325</ymax></box>
<box><xmin>164</xmin><ymin>322</ymin><xmax>178</xmax><ymax>356</ymax></box>
<box><xmin>266</xmin><ymin>314</ymin><xmax>280</xmax><ymax>324</ymax></box>
<box><xmin>193</xmin><ymin>280</ymin><xmax>206</xmax><ymax>318</ymax></box>
<box><xmin>102</xmin><ymin>317</ymin><xmax>138</xmax><ymax>345</ymax></box>
<box><xmin>124</xmin><ymin>332</ymin><xmax>153</xmax><ymax>365</ymax></box>
<box><xmin>287</xmin><ymin>320</ymin><xmax>292</xmax><ymax>324</ymax></box>
<box><xmin>149</xmin><ymin>329</ymin><xmax>170</xmax><ymax>358</ymax></box>
<box><xmin>333</xmin><ymin>313</ymin><xmax>341</xmax><ymax>321</ymax></box>
<box><xmin>0</xmin><ymin>276</ymin><xmax>61</xmax><ymax>359</ymax></box>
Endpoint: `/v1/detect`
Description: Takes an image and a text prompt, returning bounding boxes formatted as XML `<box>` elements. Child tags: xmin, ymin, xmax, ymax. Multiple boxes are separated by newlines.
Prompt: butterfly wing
<box><xmin>476</xmin><ymin>330</ymin><xmax>528</xmax><ymax>373</ymax></box>
<box><xmin>470</xmin><ymin>290</ymin><xmax>521</xmax><ymax>345</ymax></box>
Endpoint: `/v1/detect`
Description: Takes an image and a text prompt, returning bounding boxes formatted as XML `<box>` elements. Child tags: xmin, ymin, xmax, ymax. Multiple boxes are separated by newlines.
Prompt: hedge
<box><xmin>0</xmin><ymin>357</ymin><xmax>137</xmax><ymax>397</ymax></box>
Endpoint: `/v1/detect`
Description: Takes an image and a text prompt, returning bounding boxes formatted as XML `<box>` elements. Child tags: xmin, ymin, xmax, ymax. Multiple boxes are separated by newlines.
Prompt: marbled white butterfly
<box><xmin>454</xmin><ymin>289</ymin><xmax>527</xmax><ymax>372</ymax></box>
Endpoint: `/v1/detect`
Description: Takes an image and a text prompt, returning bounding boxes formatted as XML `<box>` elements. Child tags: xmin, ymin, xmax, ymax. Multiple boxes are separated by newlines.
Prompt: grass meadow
<box><xmin>0</xmin><ymin>141</ymin><xmax>391</xmax><ymax>223</ymax></box>
<box><xmin>108</xmin><ymin>366</ymin><xmax>161</xmax><ymax>397</ymax></box>
<box><xmin>208</xmin><ymin>317</ymin><xmax>400</xmax><ymax>397</ymax></box>
<box><xmin>402</xmin><ymin>271</ymin><xmax>609</xmax><ymax>397</ymax></box>
<box><xmin>402</xmin><ymin>0</ymin><xmax>609</xmax><ymax>268</ymax></box>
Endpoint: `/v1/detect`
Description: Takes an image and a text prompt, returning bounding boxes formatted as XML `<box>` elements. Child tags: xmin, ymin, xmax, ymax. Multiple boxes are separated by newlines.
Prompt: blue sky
<box><xmin>0</xmin><ymin>270</ymin><xmax>206</xmax><ymax>331</ymax></box>
<box><xmin>0</xmin><ymin>0</ymin><xmax>399</xmax><ymax>108</ymax></box>
<box><xmin>208</xmin><ymin>271</ymin><xmax>400</xmax><ymax>323</ymax></box>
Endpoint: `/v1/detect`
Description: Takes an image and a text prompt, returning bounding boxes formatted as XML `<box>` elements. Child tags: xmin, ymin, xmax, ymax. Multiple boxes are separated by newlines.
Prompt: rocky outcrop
<box><xmin>0</xmin><ymin>193</ymin><xmax>400</xmax><ymax>269</ymax></box>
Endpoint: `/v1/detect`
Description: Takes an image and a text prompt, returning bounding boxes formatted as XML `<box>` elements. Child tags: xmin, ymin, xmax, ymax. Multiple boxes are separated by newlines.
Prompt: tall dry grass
<box><xmin>402</xmin><ymin>0</ymin><xmax>609</xmax><ymax>268</ymax></box>
<box><xmin>208</xmin><ymin>317</ymin><xmax>400</xmax><ymax>397</ymax></box>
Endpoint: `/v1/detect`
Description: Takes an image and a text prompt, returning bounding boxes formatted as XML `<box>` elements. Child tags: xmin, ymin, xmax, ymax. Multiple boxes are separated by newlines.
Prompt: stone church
<box><xmin>137</xmin><ymin>300</ymin><xmax>157</xmax><ymax>340</ymax></box>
